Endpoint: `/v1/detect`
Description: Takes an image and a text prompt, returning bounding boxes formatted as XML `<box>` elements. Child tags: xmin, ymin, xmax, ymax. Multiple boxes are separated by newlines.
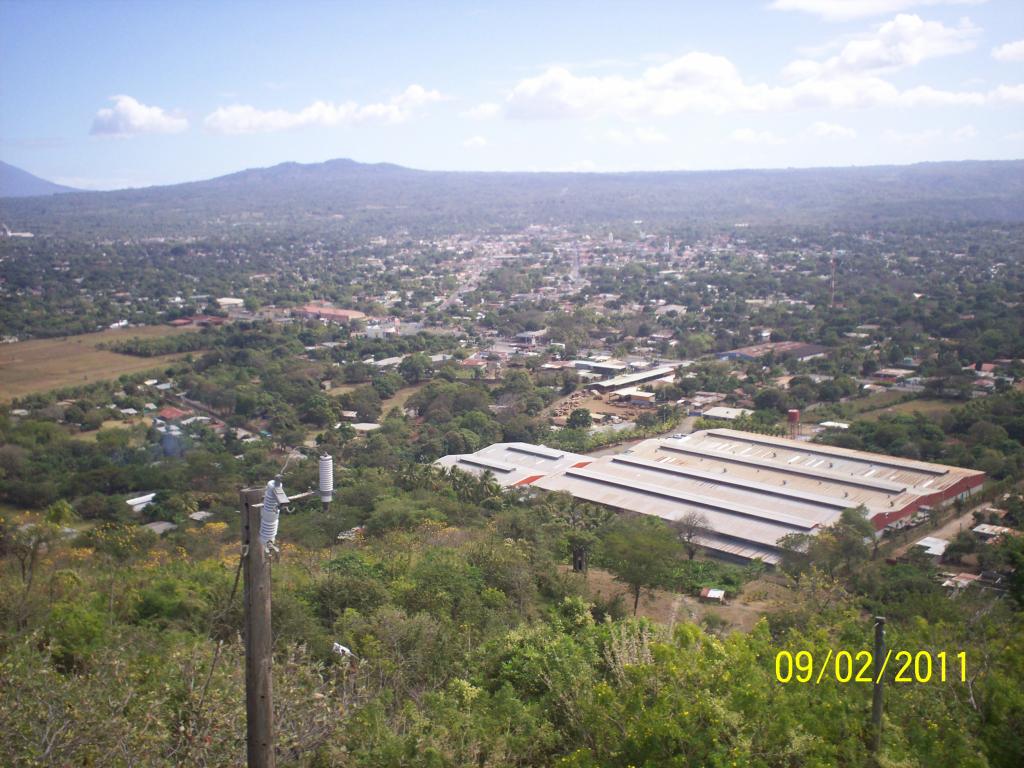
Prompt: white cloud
<box><xmin>992</xmin><ymin>40</ymin><xmax>1024</xmax><ymax>62</ymax></box>
<box><xmin>204</xmin><ymin>85</ymin><xmax>443</xmax><ymax>134</ymax></box>
<box><xmin>463</xmin><ymin>102</ymin><xmax>501</xmax><ymax>119</ymax></box>
<box><xmin>90</xmin><ymin>95</ymin><xmax>188</xmax><ymax>137</ymax></box>
<box><xmin>768</xmin><ymin>1</ymin><xmax>986</xmax><ymax>22</ymax></box>
<box><xmin>502</xmin><ymin>15</ymin><xmax>992</xmax><ymax>120</ymax></box>
<box><xmin>731</xmin><ymin>128</ymin><xmax>786</xmax><ymax>144</ymax></box>
<box><xmin>808</xmin><ymin>120</ymin><xmax>858</xmax><ymax>138</ymax></box>
<box><xmin>463</xmin><ymin>135</ymin><xmax>488</xmax><ymax>148</ymax></box>
<box><xmin>785</xmin><ymin>14</ymin><xmax>980</xmax><ymax>77</ymax></box>
<box><xmin>605</xmin><ymin>126</ymin><xmax>669</xmax><ymax>145</ymax></box>
<box><xmin>991</xmin><ymin>84</ymin><xmax>1024</xmax><ymax>102</ymax></box>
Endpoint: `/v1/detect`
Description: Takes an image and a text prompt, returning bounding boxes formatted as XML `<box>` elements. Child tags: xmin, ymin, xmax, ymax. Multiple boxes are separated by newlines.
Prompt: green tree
<box><xmin>398</xmin><ymin>353</ymin><xmax>433</xmax><ymax>385</ymax></box>
<box><xmin>602</xmin><ymin>517</ymin><xmax>684</xmax><ymax>615</ymax></box>
<box><xmin>567</xmin><ymin>408</ymin><xmax>592</xmax><ymax>429</ymax></box>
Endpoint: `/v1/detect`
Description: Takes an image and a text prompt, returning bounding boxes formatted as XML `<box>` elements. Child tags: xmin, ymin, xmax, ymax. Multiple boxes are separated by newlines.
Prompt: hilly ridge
<box><xmin>1</xmin><ymin>157</ymin><xmax>1023</xmax><ymax>237</ymax></box>
<box><xmin>0</xmin><ymin>161</ymin><xmax>78</xmax><ymax>198</ymax></box>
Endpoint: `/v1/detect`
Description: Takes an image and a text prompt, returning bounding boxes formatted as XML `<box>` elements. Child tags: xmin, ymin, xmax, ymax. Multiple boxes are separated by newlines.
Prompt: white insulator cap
<box><xmin>260</xmin><ymin>477</ymin><xmax>286</xmax><ymax>546</ymax></box>
<box><xmin>319</xmin><ymin>454</ymin><xmax>334</xmax><ymax>504</ymax></box>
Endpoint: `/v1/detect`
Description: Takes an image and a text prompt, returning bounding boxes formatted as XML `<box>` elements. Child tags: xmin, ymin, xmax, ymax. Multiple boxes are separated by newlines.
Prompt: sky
<box><xmin>1</xmin><ymin>0</ymin><xmax>1022</xmax><ymax>189</ymax></box>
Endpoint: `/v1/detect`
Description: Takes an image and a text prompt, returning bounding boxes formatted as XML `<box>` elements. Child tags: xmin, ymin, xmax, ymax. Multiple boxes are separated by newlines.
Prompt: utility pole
<box><xmin>871</xmin><ymin>616</ymin><xmax>886</xmax><ymax>758</ymax></box>
<box><xmin>240</xmin><ymin>488</ymin><xmax>275</xmax><ymax>768</ymax></box>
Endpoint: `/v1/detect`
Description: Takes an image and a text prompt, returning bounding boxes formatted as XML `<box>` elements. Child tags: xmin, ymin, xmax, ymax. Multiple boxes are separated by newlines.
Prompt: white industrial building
<box><xmin>435</xmin><ymin>429</ymin><xmax>985</xmax><ymax>565</ymax></box>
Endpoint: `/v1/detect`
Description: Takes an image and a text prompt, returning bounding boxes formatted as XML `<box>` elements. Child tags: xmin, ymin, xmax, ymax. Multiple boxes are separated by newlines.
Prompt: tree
<box><xmin>567</xmin><ymin>408</ymin><xmax>592</xmax><ymax>429</ymax></box>
<box><xmin>754</xmin><ymin>388</ymin><xmax>790</xmax><ymax>413</ymax></box>
<box><xmin>677</xmin><ymin>510</ymin><xmax>709</xmax><ymax>560</ymax></box>
<box><xmin>943</xmin><ymin>531</ymin><xmax>977</xmax><ymax>564</ymax></box>
<box><xmin>9</xmin><ymin>520</ymin><xmax>61</xmax><ymax>590</ymax></box>
<box><xmin>832</xmin><ymin>506</ymin><xmax>875</xmax><ymax>572</ymax></box>
<box><xmin>777</xmin><ymin>532</ymin><xmax>813</xmax><ymax>582</ymax></box>
<box><xmin>602</xmin><ymin>517</ymin><xmax>684</xmax><ymax>615</ymax></box>
<box><xmin>543</xmin><ymin>492</ymin><xmax>612</xmax><ymax>573</ymax></box>
<box><xmin>345</xmin><ymin>385</ymin><xmax>382</xmax><ymax>423</ymax></box>
<box><xmin>398</xmin><ymin>353</ymin><xmax>433</xmax><ymax>385</ymax></box>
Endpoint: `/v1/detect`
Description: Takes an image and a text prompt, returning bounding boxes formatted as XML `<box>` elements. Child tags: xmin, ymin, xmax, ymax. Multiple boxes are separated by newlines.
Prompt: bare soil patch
<box><xmin>569</xmin><ymin>565</ymin><xmax>787</xmax><ymax>634</ymax></box>
<box><xmin>0</xmin><ymin>326</ymin><xmax>197</xmax><ymax>401</ymax></box>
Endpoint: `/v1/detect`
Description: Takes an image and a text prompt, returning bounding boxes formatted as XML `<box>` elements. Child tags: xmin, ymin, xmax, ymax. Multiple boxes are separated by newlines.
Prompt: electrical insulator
<box><xmin>319</xmin><ymin>454</ymin><xmax>334</xmax><ymax>504</ymax></box>
<box><xmin>260</xmin><ymin>477</ymin><xmax>287</xmax><ymax>546</ymax></box>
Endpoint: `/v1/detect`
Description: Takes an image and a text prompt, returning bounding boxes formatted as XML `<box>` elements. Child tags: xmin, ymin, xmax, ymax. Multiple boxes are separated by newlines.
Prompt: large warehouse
<box><xmin>435</xmin><ymin>429</ymin><xmax>985</xmax><ymax>565</ymax></box>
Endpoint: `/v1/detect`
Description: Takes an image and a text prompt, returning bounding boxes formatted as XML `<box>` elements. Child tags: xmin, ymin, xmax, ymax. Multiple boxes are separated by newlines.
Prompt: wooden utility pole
<box><xmin>240</xmin><ymin>488</ymin><xmax>275</xmax><ymax>768</ymax></box>
<box><xmin>871</xmin><ymin>616</ymin><xmax>886</xmax><ymax>757</ymax></box>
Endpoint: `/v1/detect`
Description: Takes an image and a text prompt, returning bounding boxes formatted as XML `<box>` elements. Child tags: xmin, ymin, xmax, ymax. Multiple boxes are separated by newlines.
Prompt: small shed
<box><xmin>699</xmin><ymin>587</ymin><xmax>726</xmax><ymax>605</ymax></box>
<box><xmin>126</xmin><ymin>492</ymin><xmax>156</xmax><ymax>513</ymax></box>
<box><xmin>941</xmin><ymin>572</ymin><xmax>981</xmax><ymax>592</ymax></box>
<box><xmin>915</xmin><ymin>536</ymin><xmax>949</xmax><ymax>558</ymax></box>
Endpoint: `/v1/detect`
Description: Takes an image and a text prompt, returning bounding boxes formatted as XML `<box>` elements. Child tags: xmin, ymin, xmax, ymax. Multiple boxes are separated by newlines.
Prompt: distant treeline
<box><xmin>101</xmin><ymin>330</ymin><xmax>217</xmax><ymax>357</ymax></box>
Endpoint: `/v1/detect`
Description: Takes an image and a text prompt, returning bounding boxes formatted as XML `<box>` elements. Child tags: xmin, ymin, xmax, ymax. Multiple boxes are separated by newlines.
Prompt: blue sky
<box><xmin>1</xmin><ymin>0</ymin><xmax>1022</xmax><ymax>189</ymax></box>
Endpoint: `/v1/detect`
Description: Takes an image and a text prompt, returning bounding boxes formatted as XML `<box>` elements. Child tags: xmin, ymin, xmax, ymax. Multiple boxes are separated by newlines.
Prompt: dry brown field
<box><xmin>563</xmin><ymin>565</ymin><xmax>785</xmax><ymax>634</ymax></box>
<box><xmin>856</xmin><ymin>397</ymin><xmax>959</xmax><ymax>422</ymax></box>
<box><xmin>0</xmin><ymin>325</ymin><xmax>199</xmax><ymax>402</ymax></box>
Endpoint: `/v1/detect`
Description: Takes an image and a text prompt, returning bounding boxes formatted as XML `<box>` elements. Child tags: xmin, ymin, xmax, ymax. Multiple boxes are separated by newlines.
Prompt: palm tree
<box><xmin>542</xmin><ymin>492</ymin><xmax>612</xmax><ymax>573</ymax></box>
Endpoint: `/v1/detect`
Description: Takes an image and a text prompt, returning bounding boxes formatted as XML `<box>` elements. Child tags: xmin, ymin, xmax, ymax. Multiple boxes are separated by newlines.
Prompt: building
<box><xmin>972</xmin><ymin>523</ymin><xmax>1019</xmax><ymax>542</ymax></box>
<box><xmin>914</xmin><ymin>536</ymin><xmax>950</xmax><ymax>558</ymax></box>
<box><xmin>294</xmin><ymin>303</ymin><xmax>367</xmax><ymax>325</ymax></box>
<box><xmin>590</xmin><ymin>366</ymin><xmax>678</xmax><ymax>393</ymax></box>
<box><xmin>611</xmin><ymin>386</ymin><xmax>657</xmax><ymax>406</ymax></box>
<box><xmin>434</xmin><ymin>442</ymin><xmax>589</xmax><ymax>487</ymax></box>
<box><xmin>156</xmin><ymin>406</ymin><xmax>191</xmax><ymax>422</ymax></box>
<box><xmin>701</xmin><ymin>406</ymin><xmax>754</xmax><ymax>421</ymax></box>
<box><xmin>574</xmin><ymin>358</ymin><xmax>629</xmax><ymax>377</ymax></box>
<box><xmin>719</xmin><ymin>341</ymin><xmax>829</xmax><ymax>363</ymax></box>
<box><xmin>436</xmin><ymin>429</ymin><xmax>984</xmax><ymax>565</ymax></box>
<box><xmin>513</xmin><ymin>329</ymin><xmax>548</xmax><ymax>347</ymax></box>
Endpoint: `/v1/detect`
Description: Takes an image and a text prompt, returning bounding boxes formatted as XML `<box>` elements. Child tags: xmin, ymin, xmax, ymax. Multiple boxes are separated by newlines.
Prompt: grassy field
<box><xmin>0</xmin><ymin>325</ymin><xmax>198</xmax><ymax>402</ymax></box>
<box><xmin>380</xmin><ymin>382</ymin><xmax>427</xmax><ymax>414</ymax></box>
<box><xmin>325</xmin><ymin>383</ymin><xmax>358</xmax><ymax>396</ymax></box>
<box><xmin>71</xmin><ymin>417</ymin><xmax>150</xmax><ymax>442</ymax></box>
<box><xmin>857</xmin><ymin>397</ymin><xmax>959</xmax><ymax>422</ymax></box>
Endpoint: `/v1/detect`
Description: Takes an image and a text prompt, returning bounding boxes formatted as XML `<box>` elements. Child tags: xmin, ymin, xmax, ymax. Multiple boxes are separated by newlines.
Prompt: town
<box><xmin>2</xmin><ymin>0</ymin><xmax>1023</xmax><ymax>762</ymax></box>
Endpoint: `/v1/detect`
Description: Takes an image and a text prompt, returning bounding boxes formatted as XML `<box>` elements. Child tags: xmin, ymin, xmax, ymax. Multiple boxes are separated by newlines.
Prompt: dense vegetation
<box><xmin>1</xmin><ymin>462</ymin><xmax>1022</xmax><ymax>767</ymax></box>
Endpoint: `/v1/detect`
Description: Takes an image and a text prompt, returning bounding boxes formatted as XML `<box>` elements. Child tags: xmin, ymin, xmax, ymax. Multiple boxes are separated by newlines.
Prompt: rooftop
<box><xmin>435</xmin><ymin>430</ymin><xmax>984</xmax><ymax>565</ymax></box>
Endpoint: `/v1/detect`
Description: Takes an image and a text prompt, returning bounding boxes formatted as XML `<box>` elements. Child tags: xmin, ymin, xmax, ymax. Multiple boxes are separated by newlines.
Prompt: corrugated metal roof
<box><xmin>435</xmin><ymin>431</ymin><xmax>984</xmax><ymax>564</ymax></box>
<box><xmin>594</xmin><ymin>366</ymin><xmax>678</xmax><ymax>389</ymax></box>
<box><xmin>705</xmin><ymin>429</ymin><xmax>953</xmax><ymax>477</ymax></box>
<box><xmin>562</xmin><ymin>465</ymin><xmax>818</xmax><ymax>529</ymax></box>
<box><xmin>658</xmin><ymin>442</ymin><xmax>909</xmax><ymax>494</ymax></box>
<box><xmin>434</xmin><ymin>443</ymin><xmax>589</xmax><ymax>487</ymax></box>
<box><xmin>610</xmin><ymin>454</ymin><xmax>854</xmax><ymax>511</ymax></box>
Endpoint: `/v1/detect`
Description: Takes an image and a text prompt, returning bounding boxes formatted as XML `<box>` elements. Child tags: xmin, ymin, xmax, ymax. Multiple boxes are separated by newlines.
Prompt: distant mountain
<box><xmin>0</xmin><ymin>161</ymin><xmax>77</xmax><ymax>198</ymax></box>
<box><xmin>1</xmin><ymin>157</ymin><xmax>1022</xmax><ymax>236</ymax></box>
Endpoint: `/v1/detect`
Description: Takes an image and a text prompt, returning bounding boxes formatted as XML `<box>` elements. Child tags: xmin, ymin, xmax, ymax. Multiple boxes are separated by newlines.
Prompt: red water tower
<box><xmin>787</xmin><ymin>409</ymin><xmax>800</xmax><ymax>439</ymax></box>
